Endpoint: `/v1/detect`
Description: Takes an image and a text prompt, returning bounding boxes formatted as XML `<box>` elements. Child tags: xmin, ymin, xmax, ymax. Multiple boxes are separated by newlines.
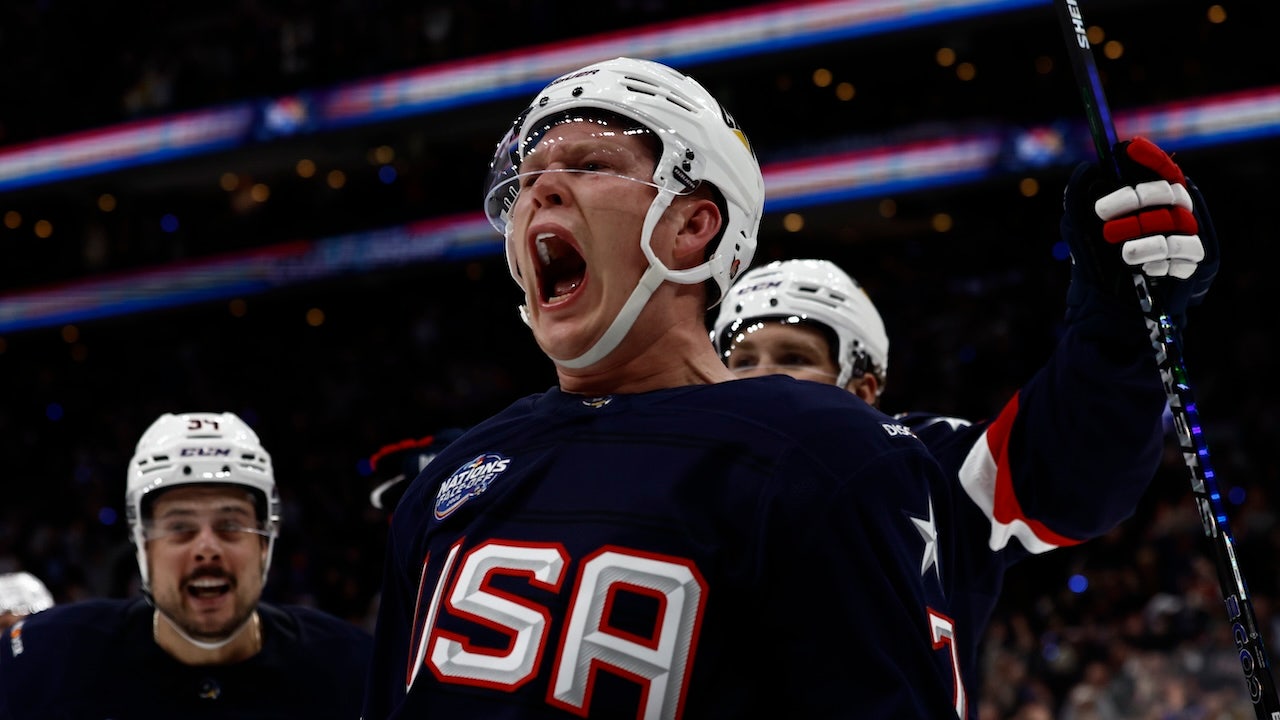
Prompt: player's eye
<box><xmin>213</xmin><ymin>520</ymin><xmax>249</xmax><ymax>540</ymax></box>
<box><xmin>150</xmin><ymin>522</ymin><xmax>199</xmax><ymax>542</ymax></box>
<box><xmin>778</xmin><ymin>353</ymin><xmax>819</xmax><ymax>368</ymax></box>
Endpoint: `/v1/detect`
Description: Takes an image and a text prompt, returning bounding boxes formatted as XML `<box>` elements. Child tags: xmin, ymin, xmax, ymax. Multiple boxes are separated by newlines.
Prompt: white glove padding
<box><xmin>1092</xmin><ymin>138</ymin><xmax>1205</xmax><ymax>280</ymax></box>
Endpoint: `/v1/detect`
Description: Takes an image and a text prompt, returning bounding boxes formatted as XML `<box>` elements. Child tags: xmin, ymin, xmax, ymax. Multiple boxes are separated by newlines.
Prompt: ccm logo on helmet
<box><xmin>734</xmin><ymin>279</ymin><xmax>782</xmax><ymax>296</ymax></box>
<box><xmin>179</xmin><ymin>447</ymin><xmax>233</xmax><ymax>457</ymax></box>
<box><xmin>882</xmin><ymin>423</ymin><xmax>917</xmax><ymax>439</ymax></box>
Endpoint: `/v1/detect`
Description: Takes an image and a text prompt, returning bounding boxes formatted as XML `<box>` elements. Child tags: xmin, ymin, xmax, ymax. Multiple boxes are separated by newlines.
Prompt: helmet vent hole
<box><xmin>769</xmin><ymin>298</ymin><xmax>778</xmax><ymax>307</ymax></box>
<box><xmin>663</xmin><ymin>95</ymin><xmax>695</xmax><ymax>112</ymax></box>
<box><xmin>182</xmin><ymin>466</ymin><xmax>192</xmax><ymax>475</ymax></box>
<box><xmin>623</xmin><ymin>84</ymin><xmax>659</xmax><ymax>98</ymax></box>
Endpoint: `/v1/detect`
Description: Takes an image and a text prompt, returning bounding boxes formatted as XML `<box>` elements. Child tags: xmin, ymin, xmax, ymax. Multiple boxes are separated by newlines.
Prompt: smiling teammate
<box><xmin>0</xmin><ymin>411</ymin><xmax>373</xmax><ymax>719</ymax></box>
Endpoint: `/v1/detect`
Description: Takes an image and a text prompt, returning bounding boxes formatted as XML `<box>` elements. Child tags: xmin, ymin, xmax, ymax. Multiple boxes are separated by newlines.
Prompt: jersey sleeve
<box><xmin>755</xmin><ymin>427</ymin><xmax>964</xmax><ymax>718</ymax></box>
<box><xmin>918</xmin><ymin>289</ymin><xmax>1166</xmax><ymax>557</ymax></box>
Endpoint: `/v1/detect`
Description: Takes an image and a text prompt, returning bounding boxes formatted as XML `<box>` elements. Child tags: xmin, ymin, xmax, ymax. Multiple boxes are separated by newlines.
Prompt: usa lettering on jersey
<box><xmin>407</xmin><ymin>541</ymin><xmax>707</xmax><ymax>720</ymax></box>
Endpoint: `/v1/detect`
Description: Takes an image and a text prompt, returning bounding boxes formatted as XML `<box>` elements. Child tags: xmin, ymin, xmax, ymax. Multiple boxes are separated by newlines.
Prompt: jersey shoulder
<box><xmin>695</xmin><ymin>376</ymin><xmax>927</xmax><ymax>456</ymax></box>
<box><xmin>0</xmin><ymin>598</ymin><xmax>145</xmax><ymax>704</ymax></box>
<box><xmin>258</xmin><ymin>603</ymin><xmax>372</xmax><ymax>669</ymax></box>
<box><xmin>3</xmin><ymin>597</ymin><xmax>140</xmax><ymax>656</ymax></box>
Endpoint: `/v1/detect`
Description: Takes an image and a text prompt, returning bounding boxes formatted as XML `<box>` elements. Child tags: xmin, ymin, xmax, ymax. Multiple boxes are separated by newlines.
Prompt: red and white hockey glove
<box><xmin>1061</xmin><ymin>136</ymin><xmax>1218</xmax><ymax>325</ymax></box>
<box><xmin>1094</xmin><ymin>137</ymin><xmax>1204</xmax><ymax>280</ymax></box>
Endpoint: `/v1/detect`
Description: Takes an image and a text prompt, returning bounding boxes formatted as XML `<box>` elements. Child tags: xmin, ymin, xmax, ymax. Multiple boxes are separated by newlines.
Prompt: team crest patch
<box><xmin>434</xmin><ymin>453</ymin><xmax>511</xmax><ymax>519</ymax></box>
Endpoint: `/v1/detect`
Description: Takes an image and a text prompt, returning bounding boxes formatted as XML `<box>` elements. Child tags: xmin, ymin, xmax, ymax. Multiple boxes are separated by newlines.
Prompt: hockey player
<box><xmin>0</xmin><ymin>411</ymin><xmax>373</xmax><ymax>719</ymax></box>
<box><xmin>711</xmin><ymin>138</ymin><xmax>1217</xmax><ymax>715</ymax></box>
<box><xmin>364</xmin><ymin>57</ymin><xmax>967</xmax><ymax>719</ymax></box>
<box><xmin>0</xmin><ymin>572</ymin><xmax>53</xmax><ymax>633</ymax></box>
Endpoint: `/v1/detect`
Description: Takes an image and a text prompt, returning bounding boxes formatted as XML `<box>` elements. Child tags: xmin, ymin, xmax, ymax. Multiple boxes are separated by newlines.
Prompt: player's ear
<box><xmin>847</xmin><ymin>374</ymin><xmax>880</xmax><ymax>406</ymax></box>
<box><xmin>671</xmin><ymin>196</ymin><xmax>722</xmax><ymax>269</ymax></box>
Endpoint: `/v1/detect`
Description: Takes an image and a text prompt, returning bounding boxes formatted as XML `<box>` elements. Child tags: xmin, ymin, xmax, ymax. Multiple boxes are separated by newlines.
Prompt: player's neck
<box><xmin>556</xmin><ymin>321</ymin><xmax>734</xmax><ymax>395</ymax></box>
<box><xmin>153</xmin><ymin>608</ymin><xmax>263</xmax><ymax>666</ymax></box>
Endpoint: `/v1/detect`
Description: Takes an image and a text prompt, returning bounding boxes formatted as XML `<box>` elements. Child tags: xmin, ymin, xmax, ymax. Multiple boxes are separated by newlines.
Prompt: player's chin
<box><xmin>532</xmin><ymin>317</ymin><xmax>603</xmax><ymax>363</ymax></box>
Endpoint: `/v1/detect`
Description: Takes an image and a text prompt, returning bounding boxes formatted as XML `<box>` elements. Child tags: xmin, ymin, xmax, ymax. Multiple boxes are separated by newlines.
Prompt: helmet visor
<box><xmin>482</xmin><ymin>109</ymin><xmax>688</xmax><ymax>235</ymax></box>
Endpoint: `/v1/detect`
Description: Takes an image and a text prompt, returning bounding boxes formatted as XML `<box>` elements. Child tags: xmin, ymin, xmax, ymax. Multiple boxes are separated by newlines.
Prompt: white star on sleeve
<box><xmin>911</xmin><ymin>496</ymin><xmax>940</xmax><ymax>583</ymax></box>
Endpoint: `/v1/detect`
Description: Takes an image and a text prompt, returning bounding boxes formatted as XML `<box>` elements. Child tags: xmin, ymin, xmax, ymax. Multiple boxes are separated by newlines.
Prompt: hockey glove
<box><xmin>366</xmin><ymin>428</ymin><xmax>467</xmax><ymax>512</ymax></box>
<box><xmin>1061</xmin><ymin>136</ymin><xmax>1219</xmax><ymax>326</ymax></box>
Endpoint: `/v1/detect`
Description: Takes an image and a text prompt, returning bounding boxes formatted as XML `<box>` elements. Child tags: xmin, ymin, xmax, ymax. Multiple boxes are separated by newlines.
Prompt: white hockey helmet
<box><xmin>0</xmin><ymin>572</ymin><xmax>54</xmax><ymax>617</ymax></box>
<box><xmin>125</xmin><ymin>412</ymin><xmax>280</xmax><ymax>590</ymax></box>
<box><xmin>483</xmin><ymin>56</ymin><xmax>764</xmax><ymax>368</ymax></box>
<box><xmin>712</xmin><ymin>259</ymin><xmax>889</xmax><ymax>390</ymax></box>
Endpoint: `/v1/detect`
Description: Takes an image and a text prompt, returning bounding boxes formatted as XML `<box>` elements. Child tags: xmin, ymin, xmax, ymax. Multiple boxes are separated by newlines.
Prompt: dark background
<box><xmin>1</xmin><ymin>1</ymin><xmax>1275</xmax><ymax>716</ymax></box>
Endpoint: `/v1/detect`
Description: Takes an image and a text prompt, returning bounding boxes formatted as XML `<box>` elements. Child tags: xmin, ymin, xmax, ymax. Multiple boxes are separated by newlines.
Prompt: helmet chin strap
<box><xmin>150</xmin><ymin>592</ymin><xmax>257</xmax><ymax>651</ymax></box>
<box><xmin>547</xmin><ymin>190</ymin><xmax>713</xmax><ymax>370</ymax></box>
<box><xmin>551</xmin><ymin>262</ymin><xmax>665</xmax><ymax>369</ymax></box>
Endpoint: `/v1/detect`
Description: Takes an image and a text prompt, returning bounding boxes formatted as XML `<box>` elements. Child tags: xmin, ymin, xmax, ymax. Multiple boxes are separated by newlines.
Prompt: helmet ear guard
<box><xmin>125</xmin><ymin>412</ymin><xmax>280</xmax><ymax>591</ymax></box>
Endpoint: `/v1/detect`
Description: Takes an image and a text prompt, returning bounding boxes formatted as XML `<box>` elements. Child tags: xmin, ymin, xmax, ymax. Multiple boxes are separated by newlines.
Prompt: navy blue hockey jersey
<box><xmin>0</xmin><ymin>597</ymin><xmax>372</xmax><ymax>720</ymax></box>
<box><xmin>897</xmin><ymin>291</ymin><xmax>1167</xmax><ymax>714</ymax></box>
<box><xmin>364</xmin><ymin>376</ymin><xmax>967</xmax><ymax>719</ymax></box>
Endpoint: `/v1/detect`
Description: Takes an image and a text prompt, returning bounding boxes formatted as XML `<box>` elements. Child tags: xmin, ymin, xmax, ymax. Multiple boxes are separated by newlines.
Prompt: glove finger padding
<box><xmin>1061</xmin><ymin>136</ymin><xmax>1219</xmax><ymax>325</ymax></box>
<box><xmin>1095</xmin><ymin>138</ymin><xmax>1204</xmax><ymax>279</ymax></box>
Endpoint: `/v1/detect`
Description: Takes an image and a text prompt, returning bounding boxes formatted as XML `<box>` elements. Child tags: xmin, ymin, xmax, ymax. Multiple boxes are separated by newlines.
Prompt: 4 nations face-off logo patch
<box><xmin>434</xmin><ymin>453</ymin><xmax>511</xmax><ymax>519</ymax></box>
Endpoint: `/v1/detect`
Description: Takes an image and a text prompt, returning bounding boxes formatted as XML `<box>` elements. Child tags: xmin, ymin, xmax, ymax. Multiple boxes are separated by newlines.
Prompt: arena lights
<box><xmin>0</xmin><ymin>214</ymin><xmax>499</xmax><ymax>334</ymax></box>
<box><xmin>0</xmin><ymin>0</ymin><xmax>1040</xmax><ymax>193</ymax></box>
<box><xmin>3</xmin><ymin>81</ymin><xmax>1278</xmax><ymax>336</ymax></box>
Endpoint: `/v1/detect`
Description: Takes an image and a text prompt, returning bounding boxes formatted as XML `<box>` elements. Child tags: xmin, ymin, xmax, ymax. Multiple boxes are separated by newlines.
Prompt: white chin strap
<box><xmin>543</xmin><ymin>190</ymin><xmax>714</xmax><ymax>370</ymax></box>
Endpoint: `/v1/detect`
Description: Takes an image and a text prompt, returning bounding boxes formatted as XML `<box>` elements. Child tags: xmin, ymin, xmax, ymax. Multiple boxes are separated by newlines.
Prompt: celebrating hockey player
<box><xmin>364</xmin><ymin>57</ymin><xmax>967</xmax><ymax>718</ymax></box>
<box><xmin>0</xmin><ymin>412</ymin><xmax>373</xmax><ymax>719</ymax></box>
<box><xmin>711</xmin><ymin>137</ymin><xmax>1217</xmax><ymax>717</ymax></box>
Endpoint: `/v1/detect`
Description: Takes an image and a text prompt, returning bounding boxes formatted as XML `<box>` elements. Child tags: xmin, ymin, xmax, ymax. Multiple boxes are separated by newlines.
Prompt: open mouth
<box><xmin>186</xmin><ymin>576</ymin><xmax>232</xmax><ymax>600</ymax></box>
<box><xmin>535</xmin><ymin>232</ymin><xmax>586</xmax><ymax>305</ymax></box>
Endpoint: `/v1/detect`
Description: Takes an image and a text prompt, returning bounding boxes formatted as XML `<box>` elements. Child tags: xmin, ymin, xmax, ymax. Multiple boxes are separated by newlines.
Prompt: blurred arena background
<box><xmin>1</xmin><ymin>1</ymin><xmax>1276</xmax><ymax>716</ymax></box>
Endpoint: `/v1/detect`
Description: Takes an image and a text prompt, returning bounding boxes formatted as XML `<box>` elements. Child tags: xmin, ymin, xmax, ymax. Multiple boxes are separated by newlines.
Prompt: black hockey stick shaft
<box><xmin>1054</xmin><ymin>2</ymin><xmax>1280</xmax><ymax>716</ymax></box>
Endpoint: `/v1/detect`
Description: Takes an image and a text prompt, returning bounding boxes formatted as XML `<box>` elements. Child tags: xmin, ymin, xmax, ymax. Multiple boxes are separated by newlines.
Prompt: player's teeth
<box><xmin>536</xmin><ymin>232</ymin><xmax>556</xmax><ymax>266</ymax></box>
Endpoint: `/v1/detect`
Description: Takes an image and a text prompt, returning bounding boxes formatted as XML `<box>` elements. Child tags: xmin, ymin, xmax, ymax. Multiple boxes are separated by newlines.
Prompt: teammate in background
<box><xmin>0</xmin><ymin>572</ymin><xmax>54</xmax><ymax>633</ymax></box>
<box><xmin>365</xmin><ymin>57</ymin><xmax>965</xmax><ymax>719</ymax></box>
<box><xmin>0</xmin><ymin>412</ymin><xmax>373</xmax><ymax>719</ymax></box>
<box><xmin>712</xmin><ymin>137</ymin><xmax>1217</xmax><ymax>714</ymax></box>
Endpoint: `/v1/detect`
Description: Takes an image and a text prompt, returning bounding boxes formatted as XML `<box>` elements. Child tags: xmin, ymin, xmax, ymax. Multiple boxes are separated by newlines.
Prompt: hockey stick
<box><xmin>1053</xmin><ymin>2</ymin><xmax>1280</xmax><ymax>716</ymax></box>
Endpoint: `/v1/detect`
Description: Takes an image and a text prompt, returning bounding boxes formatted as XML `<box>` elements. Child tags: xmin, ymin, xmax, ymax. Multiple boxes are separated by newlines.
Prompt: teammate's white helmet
<box><xmin>0</xmin><ymin>572</ymin><xmax>54</xmax><ymax>617</ymax></box>
<box><xmin>712</xmin><ymin>259</ymin><xmax>889</xmax><ymax>390</ymax></box>
<box><xmin>125</xmin><ymin>412</ymin><xmax>280</xmax><ymax>590</ymax></box>
<box><xmin>483</xmin><ymin>56</ymin><xmax>764</xmax><ymax>368</ymax></box>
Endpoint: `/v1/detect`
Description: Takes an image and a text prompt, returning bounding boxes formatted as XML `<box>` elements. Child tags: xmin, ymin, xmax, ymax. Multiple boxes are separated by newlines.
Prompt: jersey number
<box><xmin>929</xmin><ymin>608</ymin><xmax>966</xmax><ymax>719</ymax></box>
